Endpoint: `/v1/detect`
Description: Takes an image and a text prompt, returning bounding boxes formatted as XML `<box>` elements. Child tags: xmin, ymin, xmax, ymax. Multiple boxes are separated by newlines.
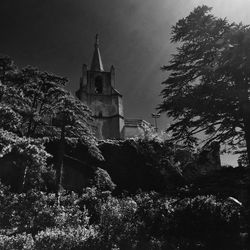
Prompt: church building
<box><xmin>76</xmin><ymin>35</ymin><xmax>151</xmax><ymax>140</ymax></box>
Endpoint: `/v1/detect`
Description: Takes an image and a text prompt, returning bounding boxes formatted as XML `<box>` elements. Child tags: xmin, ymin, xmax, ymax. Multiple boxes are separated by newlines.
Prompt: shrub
<box><xmin>168</xmin><ymin>195</ymin><xmax>241</xmax><ymax>249</ymax></box>
<box><xmin>96</xmin><ymin>193</ymin><xmax>242</xmax><ymax>250</ymax></box>
<box><xmin>133</xmin><ymin>192</ymin><xmax>174</xmax><ymax>239</ymax></box>
<box><xmin>98</xmin><ymin>196</ymin><xmax>138</xmax><ymax>249</ymax></box>
<box><xmin>34</xmin><ymin>226</ymin><xmax>97</xmax><ymax>250</ymax></box>
<box><xmin>0</xmin><ymin>182</ymin><xmax>243</xmax><ymax>250</ymax></box>
<box><xmin>91</xmin><ymin>167</ymin><xmax>116</xmax><ymax>192</ymax></box>
<box><xmin>0</xmin><ymin>186</ymin><xmax>90</xmax><ymax>235</ymax></box>
<box><xmin>0</xmin><ymin>233</ymin><xmax>34</xmax><ymax>250</ymax></box>
<box><xmin>76</xmin><ymin>187</ymin><xmax>111</xmax><ymax>224</ymax></box>
<box><xmin>98</xmin><ymin>138</ymin><xmax>183</xmax><ymax>193</ymax></box>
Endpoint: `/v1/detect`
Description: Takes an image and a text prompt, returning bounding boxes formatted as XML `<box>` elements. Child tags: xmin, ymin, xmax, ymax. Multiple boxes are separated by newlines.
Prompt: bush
<box><xmin>98</xmin><ymin>196</ymin><xmax>138</xmax><ymax>249</ymax></box>
<box><xmin>91</xmin><ymin>167</ymin><xmax>116</xmax><ymax>192</ymax></box>
<box><xmin>96</xmin><ymin>193</ymin><xmax>242</xmax><ymax>250</ymax></box>
<box><xmin>0</xmin><ymin>233</ymin><xmax>34</xmax><ymax>250</ymax></box>
<box><xmin>168</xmin><ymin>195</ymin><xmax>241</xmax><ymax>249</ymax></box>
<box><xmin>98</xmin><ymin>138</ymin><xmax>183</xmax><ymax>193</ymax></box>
<box><xmin>0</xmin><ymin>186</ymin><xmax>90</xmax><ymax>235</ymax></box>
<box><xmin>34</xmin><ymin>226</ymin><xmax>97</xmax><ymax>250</ymax></box>
<box><xmin>0</xmin><ymin>182</ymin><xmax>243</xmax><ymax>250</ymax></box>
<box><xmin>76</xmin><ymin>187</ymin><xmax>111</xmax><ymax>224</ymax></box>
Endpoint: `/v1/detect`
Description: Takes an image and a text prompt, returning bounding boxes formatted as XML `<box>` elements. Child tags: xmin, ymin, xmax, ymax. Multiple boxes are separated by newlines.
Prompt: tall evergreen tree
<box><xmin>0</xmin><ymin>56</ymin><xmax>101</xmax><ymax>192</ymax></box>
<box><xmin>52</xmin><ymin>94</ymin><xmax>101</xmax><ymax>198</ymax></box>
<box><xmin>159</xmin><ymin>6</ymin><xmax>250</xmax><ymax>161</ymax></box>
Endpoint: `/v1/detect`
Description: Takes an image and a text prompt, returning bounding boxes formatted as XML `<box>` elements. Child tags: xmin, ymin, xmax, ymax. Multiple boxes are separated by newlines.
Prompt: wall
<box><xmin>76</xmin><ymin>69</ymin><xmax>124</xmax><ymax>140</ymax></box>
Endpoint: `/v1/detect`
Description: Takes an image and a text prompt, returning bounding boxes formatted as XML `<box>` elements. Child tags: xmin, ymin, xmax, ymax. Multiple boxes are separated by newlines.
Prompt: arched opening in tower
<box><xmin>95</xmin><ymin>76</ymin><xmax>103</xmax><ymax>94</ymax></box>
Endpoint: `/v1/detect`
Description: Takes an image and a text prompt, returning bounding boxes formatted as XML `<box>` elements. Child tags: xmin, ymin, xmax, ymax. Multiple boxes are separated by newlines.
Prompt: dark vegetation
<box><xmin>0</xmin><ymin>5</ymin><xmax>250</xmax><ymax>250</ymax></box>
<box><xmin>0</xmin><ymin>186</ymin><xmax>243</xmax><ymax>250</ymax></box>
<box><xmin>159</xmin><ymin>5</ymin><xmax>250</xmax><ymax>162</ymax></box>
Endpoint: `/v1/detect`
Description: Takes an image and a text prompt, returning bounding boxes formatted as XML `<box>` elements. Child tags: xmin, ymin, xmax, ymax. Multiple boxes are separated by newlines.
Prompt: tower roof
<box><xmin>90</xmin><ymin>34</ymin><xmax>104</xmax><ymax>72</ymax></box>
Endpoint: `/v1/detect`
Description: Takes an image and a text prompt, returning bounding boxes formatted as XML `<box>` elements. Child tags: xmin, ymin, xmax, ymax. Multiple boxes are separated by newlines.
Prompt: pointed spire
<box><xmin>90</xmin><ymin>34</ymin><xmax>104</xmax><ymax>72</ymax></box>
<box><xmin>95</xmin><ymin>34</ymin><xmax>99</xmax><ymax>47</ymax></box>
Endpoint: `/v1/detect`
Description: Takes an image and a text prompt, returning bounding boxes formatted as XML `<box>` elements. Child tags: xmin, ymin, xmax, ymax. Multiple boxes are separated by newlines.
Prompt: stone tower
<box><xmin>76</xmin><ymin>35</ymin><xmax>124</xmax><ymax>140</ymax></box>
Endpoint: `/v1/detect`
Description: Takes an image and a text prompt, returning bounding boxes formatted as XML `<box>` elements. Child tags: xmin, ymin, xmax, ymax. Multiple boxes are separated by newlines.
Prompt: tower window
<box><xmin>95</xmin><ymin>76</ymin><xmax>103</xmax><ymax>94</ymax></box>
<box><xmin>98</xmin><ymin>111</ymin><xmax>103</xmax><ymax>117</ymax></box>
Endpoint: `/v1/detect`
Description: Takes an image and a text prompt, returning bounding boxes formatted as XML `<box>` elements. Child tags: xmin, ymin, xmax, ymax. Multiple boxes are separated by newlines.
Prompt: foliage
<box><xmin>99</xmin><ymin>138</ymin><xmax>184</xmax><ymax>193</ymax></box>
<box><xmin>97</xmin><ymin>195</ymin><xmax>138</xmax><ymax>249</ymax></box>
<box><xmin>91</xmin><ymin>167</ymin><xmax>116</xmax><ymax>192</ymax></box>
<box><xmin>96</xmin><ymin>192</ymin><xmax>242</xmax><ymax>250</ymax></box>
<box><xmin>76</xmin><ymin>187</ymin><xmax>111</xmax><ymax>224</ymax></box>
<box><xmin>0</xmin><ymin>56</ymin><xmax>97</xmax><ymax>142</ymax></box>
<box><xmin>52</xmin><ymin>94</ymin><xmax>94</xmax><ymax>139</ymax></box>
<box><xmin>0</xmin><ymin>129</ymin><xmax>52</xmax><ymax>191</ymax></box>
<box><xmin>0</xmin><ymin>102</ymin><xmax>22</xmax><ymax>132</ymax></box>
<box><xmin>0</xmin><ymin>55</ymin><xmax>101</xmax><ymax>193</ymax></box>
<box><xmin>137</xmin><ymin>126</ymin><xmax>170</xmax><ymax>143</ymax></box>
<box><xmin>50</xmin><ymin>92</ymin><xmax>99</xmax><ymax>197</ymax></box>
<box><xmin>0</xmin><ymin>181</ymin><xmax>243</xmax><ymax>250</ymax></box>
<box><xmin>0</xmin><ymin>186</ymin><xmax>90</xmax><ymax>234</ymax></box>
<box><xmin>9</xmin><ymin>66</ymin><xmax>68</xmax><ymax>138</ymax></box>
<box><xmin>159</xmin><ymin>5</ymin><xmax>250</xmax><ymax>158</ymax></box>
<box><xmin>0</xmin><ymin>233</ymin><xmax>34</xmax><ymax>250</ymax></box>
<box><xmin>0</xmin><ymin>185</ymin><xmax>98</xmax><ymax>249</ymax></box>
<box><xmin>0</xmin><ymin>80</ymin><xmax>28</xmax><ymax>134</ymax></box>
<box><xmin>169</xmin><ymin>196</ymin><xmax>241</xmax><ymax>249</ymax></box>
<box><xmin>237</xmin><ymin>152</ymin><xmax>249</xmax><ymax>167</ymax></box>
<box><xmin>34</xmin><ymin>226</ymin><xmax>97</xmax><ymax>250</ymax></box>
<box><xmin>0</xmin><ymin>39</ymin><xmax>246</xmax><ymax>250</ymax></box>
<box><xmin>0</xmin><ymin>129</ymin><xmax>49</xmax><ymax>166</ymax></box>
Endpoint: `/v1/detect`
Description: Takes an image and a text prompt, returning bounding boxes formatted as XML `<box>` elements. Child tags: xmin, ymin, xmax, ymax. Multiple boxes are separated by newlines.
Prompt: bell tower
<box><xmin>76</xmin><ymin>35</ymin><xmax>124</xmax><ymax>139</ymax></box>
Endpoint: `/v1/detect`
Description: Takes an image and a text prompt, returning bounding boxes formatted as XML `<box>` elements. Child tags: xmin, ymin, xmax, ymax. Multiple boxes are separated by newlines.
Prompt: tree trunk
<box><xmin>56</xmin><ymin>122</ymin><xmax>65</xmax><ymax>206</ymax></box>
<box><xmin>27</xmin><ymin>96</ymin><xmax>37</xmax><ymax>137</ymax></box>
<box><xmin>21</xmin><ymin>165</ymin><xmax>28</xmax><ymax>192</ymax></box>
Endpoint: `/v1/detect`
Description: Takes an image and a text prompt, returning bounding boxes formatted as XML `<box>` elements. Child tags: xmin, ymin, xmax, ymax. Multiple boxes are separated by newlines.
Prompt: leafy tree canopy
<box><xmin>159</xmin><ymin>5</ymin><xmax>250</xmax><ymax>160</ymax></box>
<box><xmin>0</xmin><ymin>55</ymin><xmax>97</xmax><ymax>143</ymax></box>
<box><xmin>0</xmin><ymin>55</ymin><xmax>101</xmax><ymax>191</ymax></box>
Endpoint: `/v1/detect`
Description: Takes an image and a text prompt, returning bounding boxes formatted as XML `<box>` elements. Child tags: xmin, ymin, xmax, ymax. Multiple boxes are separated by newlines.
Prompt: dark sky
<box><xmin>0</xmin><ymin>0</ymin><xmax>249</xmax><ymax>165</ymax></box>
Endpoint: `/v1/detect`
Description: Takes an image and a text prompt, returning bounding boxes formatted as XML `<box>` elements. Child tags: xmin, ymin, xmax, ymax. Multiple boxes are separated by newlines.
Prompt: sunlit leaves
<box><xmin>0</xmin><ymin>55</ymin><xmax>101</xmax><ymax>190</ymax></box>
